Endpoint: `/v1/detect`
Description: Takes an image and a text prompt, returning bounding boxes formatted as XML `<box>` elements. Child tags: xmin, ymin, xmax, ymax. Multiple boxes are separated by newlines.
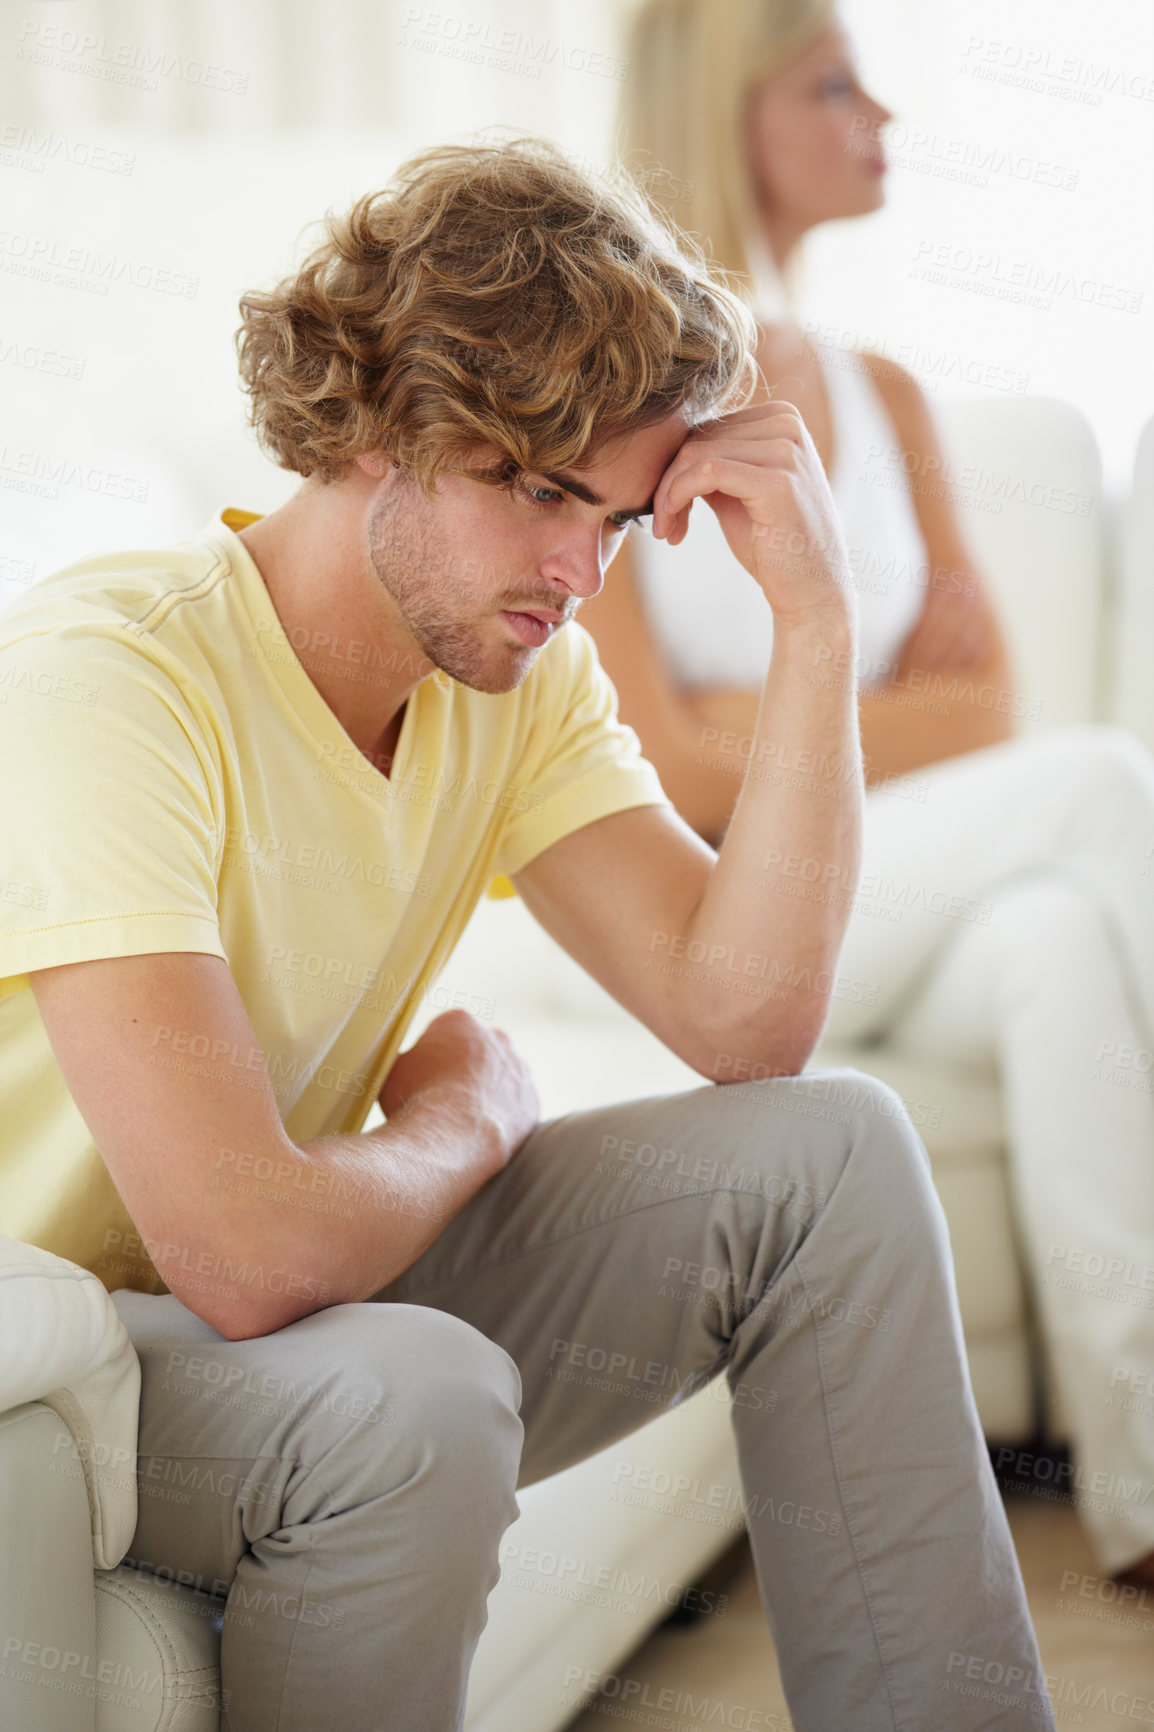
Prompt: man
<box><xmin>1</xmin><ymin>138</ymin><xmax>1053</xmax><ymax>1730</ymax></box>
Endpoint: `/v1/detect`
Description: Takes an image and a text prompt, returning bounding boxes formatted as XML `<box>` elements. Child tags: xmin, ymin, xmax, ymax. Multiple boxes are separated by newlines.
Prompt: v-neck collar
<box><xmin>204</xmin><ymin>506</ymin><xmax>446</xmax><ymax>809</ymax></box>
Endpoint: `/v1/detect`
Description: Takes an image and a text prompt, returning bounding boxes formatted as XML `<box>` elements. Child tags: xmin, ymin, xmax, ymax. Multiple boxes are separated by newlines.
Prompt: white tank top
<box><xmin>630</xmin><ymin>343</ymin><xmax>929</xmax><ymax>689</ymax></box>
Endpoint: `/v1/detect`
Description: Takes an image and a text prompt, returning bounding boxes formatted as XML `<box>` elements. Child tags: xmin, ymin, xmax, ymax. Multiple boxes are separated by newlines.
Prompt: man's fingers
<box><xmin>686</xmin><ymin>405</ymin><xmax>809</xmax><ymax>456</ymax></box>
<box><xmin>657</xmin><ymin>453</ymin><xmax>784</xmax><ymax>538</ymax></box>
<box><xmin>653</xmin><ymin>404</ymin><xmax>815</xmax><ymax>538</ymax></box>
<box><xmin>667</xmin><ymin>435</ymin><xmax>807</xmax><ymax>467</ymax></box>
<box><xmin>706</xmin><ymin>397</ymin><xmax>807</xmax><ymax>431</ymax></box>
<box><xmin>655</xmin><ymin>437</ymin><xmax>806</xmax><ymax>529</ymax></box>
<box><xmin>656</xmin><ymin>440</ymin><xmax>807</xmax><ymax>521</ymax></box>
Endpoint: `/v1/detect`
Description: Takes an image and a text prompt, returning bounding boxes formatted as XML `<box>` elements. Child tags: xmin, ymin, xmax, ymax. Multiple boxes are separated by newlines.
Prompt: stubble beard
<box><xmin>366</xmin><ymin>475</ymin><xmax>542</xmax><ymax>695</ymax></box>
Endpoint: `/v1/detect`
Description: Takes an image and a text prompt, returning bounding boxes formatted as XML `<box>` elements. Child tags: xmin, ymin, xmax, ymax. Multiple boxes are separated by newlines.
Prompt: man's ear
<box><xmin>355</xmin><ymin>451</ymin><xmax>391</xmax><ymax>479</ymax></box>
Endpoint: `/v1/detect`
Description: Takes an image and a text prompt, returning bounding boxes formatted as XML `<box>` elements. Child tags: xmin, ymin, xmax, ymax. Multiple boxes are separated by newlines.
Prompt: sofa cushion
<box><xmin>94</xmin><ymin>1567</ymin><xmax>222</xmax><ymax>1732</ymax></box>
<box><xmin>811</xmin><ymin>1042</ymin><xmax>1004</xmax><ymax>1168</ymax></box>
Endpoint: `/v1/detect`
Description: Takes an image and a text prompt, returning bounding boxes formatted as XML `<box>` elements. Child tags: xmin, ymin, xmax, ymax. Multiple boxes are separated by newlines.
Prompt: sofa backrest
<box><xmin>1112</xmin><ymin>413</ymin><xmax>1154</xmax><ymax>755</ymax></box>
<box><xmin>936</xmin><ymin>396</ymin><xmax>1108</xmax><ymax>737</ymax></box>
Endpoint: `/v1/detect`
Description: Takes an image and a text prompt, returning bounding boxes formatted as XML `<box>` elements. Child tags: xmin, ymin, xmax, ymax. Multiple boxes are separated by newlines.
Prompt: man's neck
<box><xmin>368</xmin><ymin>700</ymin><xmax>407</xmax><ymax>781</ymax></box>
<box><xmin>237</xmin><ymin>483</ymin><xmax>430</xmax><ymax>765</ymax></box>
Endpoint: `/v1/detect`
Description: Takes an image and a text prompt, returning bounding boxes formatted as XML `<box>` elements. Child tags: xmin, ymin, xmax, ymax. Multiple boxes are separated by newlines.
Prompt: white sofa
<box><xmin>1113</xmin><ymin>413</ymin><xmax>1154</xmax><ymax>754</ymax></box>
<box><xmin>1</xmin><ymin>396</ymin><xmax>1144</xmax><ymax>1732</ymax></box>
<box><xmin>0</xmin><ymin>1234</ymin><xmax>743</xmax><ymax>1732</ymax></box>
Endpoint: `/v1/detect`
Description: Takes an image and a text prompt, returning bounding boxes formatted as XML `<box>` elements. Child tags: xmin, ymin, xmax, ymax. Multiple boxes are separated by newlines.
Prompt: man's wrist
<box><xmin>398</xmin><ymin>1078</ymin><xmax>509</xmax><ymax>1176</ymax></box>
<box><xmin>770</xmin><ymin>606</ymin><xmax>857</xmax><ymax>660</ymax></box>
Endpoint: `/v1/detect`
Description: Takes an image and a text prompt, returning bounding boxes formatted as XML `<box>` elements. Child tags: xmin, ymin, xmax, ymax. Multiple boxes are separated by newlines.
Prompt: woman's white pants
<box><xmin>824</xmin><ymin>724</ymin><xmax>1154</xmax><ymax>1574</ymax></box>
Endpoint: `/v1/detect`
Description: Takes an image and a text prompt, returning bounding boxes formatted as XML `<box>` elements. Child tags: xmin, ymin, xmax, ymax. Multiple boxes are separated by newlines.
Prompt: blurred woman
<box><xmin>580</xmin><ymin>0</ymin><xmax>1154</xmax><ymax>1582</ymax></box>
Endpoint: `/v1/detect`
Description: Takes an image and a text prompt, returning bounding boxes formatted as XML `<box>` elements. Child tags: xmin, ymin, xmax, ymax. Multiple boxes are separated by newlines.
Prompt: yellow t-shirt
<box><xmin>0</xmin><ymin>507</ymin><xmax>671</xmax><ymax>1294</ymax></box>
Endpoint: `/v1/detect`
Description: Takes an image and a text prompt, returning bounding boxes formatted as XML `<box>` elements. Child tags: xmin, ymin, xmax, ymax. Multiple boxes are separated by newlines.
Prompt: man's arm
<box><xmin>31</xmin><ymin>951</ymin><xmax>537</xmax><ymax>1341</ymax></box>
<box><xmin>513</xmin><ymin>401</ymin><xmax>862</xmax><ymax>1085</ymax></box>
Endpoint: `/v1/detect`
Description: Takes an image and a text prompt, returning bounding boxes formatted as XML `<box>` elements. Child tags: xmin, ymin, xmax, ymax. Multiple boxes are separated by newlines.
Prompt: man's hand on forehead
<box><xmin>649</xmin><ymin>399</ymin><xmax>854</xmax><ymax>635</ymax></box>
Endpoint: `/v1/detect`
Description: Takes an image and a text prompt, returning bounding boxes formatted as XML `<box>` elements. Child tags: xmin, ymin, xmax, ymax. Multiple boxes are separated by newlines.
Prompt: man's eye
<box><xmin>517</xmin><ymin>478</ymin><xmax>563</xmax><ymax>508</ymax></box>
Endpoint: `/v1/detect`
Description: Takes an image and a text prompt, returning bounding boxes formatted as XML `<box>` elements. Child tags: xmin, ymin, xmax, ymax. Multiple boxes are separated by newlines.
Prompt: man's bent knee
<box><xmin>364</xmin><ymin>1302</ymin><xmax>523</xmax><ymax>1432</ymax></box>
<box><xmin>261</xmin><ymin>1301</ymin><xmax>523</xmax><ymax>1456</ymax></box>
<box><xmin>706</xmin><ymin>1065</ymin><xmax>928</xmax><ymax>1170</ymax></box>
<box><xmin>124</xmin><ymin>1293</ymin><xmax>522</xmax><ymax>1463</ymax></box>
<box><xmin>725</xmin><ymin>1066</ymin><xmax>942</xmax><ymax>1240</ymax></box>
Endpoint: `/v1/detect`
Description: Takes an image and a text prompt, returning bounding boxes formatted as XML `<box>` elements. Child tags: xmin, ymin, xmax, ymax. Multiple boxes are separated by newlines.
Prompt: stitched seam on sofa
<box><xmin>97</xmin><ymin>1574</ymin><xmax>188</xmax><ymax>1723</ymax></box>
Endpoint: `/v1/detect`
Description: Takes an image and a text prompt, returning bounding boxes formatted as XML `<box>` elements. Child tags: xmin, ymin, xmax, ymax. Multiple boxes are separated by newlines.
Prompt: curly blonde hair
<box><xmin>236</xmin><ymin>133</ymin><xmax>758</xmax><ymax>493</ymax></box>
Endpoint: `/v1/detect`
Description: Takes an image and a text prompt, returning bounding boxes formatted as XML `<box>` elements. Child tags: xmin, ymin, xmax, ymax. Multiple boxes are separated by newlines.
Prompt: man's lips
<box><xmin>500</xmin><ymin>606</ymin><xmax>567</xmax><ymax>647</ymax></box>
<box><xmin>507</xmin><ymin>606</ymin><xmax>565</xmax><ymax>624</ymax></box>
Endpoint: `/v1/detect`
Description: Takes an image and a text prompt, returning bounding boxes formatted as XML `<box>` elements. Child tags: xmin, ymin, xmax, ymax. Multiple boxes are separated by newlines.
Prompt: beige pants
<box><xmin>114</xmin><ymin>1067</ymin><xmax>1055</xmax><ymax>1731</ymax></box>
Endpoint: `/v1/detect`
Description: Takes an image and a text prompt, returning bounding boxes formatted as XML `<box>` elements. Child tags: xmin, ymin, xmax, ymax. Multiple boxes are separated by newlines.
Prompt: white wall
<box><xmin>0</xmin><ymin>0</ymin><xmax>1149</xmax><ymax>605</ymax></box>
<box><xmin>823</xmin><ymin>0</ymin><xmax>1154</xmax><ymax>503</ymax></box>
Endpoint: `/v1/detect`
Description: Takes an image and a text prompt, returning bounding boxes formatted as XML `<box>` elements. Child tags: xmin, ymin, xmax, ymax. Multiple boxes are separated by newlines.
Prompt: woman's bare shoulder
<box><xmin>855</xmin><ymin>349</ymin><xmax>936</xmax><ymax>447</ymax></box>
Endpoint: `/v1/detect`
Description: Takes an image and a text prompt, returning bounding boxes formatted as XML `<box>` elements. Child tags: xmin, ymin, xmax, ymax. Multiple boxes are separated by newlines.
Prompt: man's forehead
<box><xmin>564</xmin><ymin>408</ymin><xmax>694</xmax><ymax>497</ymax></box>
<box><xmin>589</xmin><ymin>407</ymin><xmax>694</xmax><ymax>469</ymax></box>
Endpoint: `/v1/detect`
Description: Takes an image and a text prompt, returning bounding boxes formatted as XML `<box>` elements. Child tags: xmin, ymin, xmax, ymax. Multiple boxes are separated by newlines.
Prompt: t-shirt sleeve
<box><xmin>492</xmin><ymin>622</ymin><xmax>673</xmax><ymax>881</ymax></box>
<box><xmin>0</xmin><ymin>628</ymin><xmax>226</xmax><ymax>993</ymax></box>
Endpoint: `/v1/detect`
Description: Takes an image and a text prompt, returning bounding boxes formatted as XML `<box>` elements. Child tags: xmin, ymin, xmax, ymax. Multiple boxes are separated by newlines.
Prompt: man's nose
<box><xmin>539</xmin><ymin>534</ymin><xmax>607</xmax><ymax>601</ymax></box>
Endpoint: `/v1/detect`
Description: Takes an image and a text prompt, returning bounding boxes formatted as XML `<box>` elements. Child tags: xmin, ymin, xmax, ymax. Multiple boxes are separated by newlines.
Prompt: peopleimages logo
<box><xmin>397</xmin><ymin>7</ymin><xmax>629</xmax><ymax>80</ymax></box>
<box><xmin>850</xmin><ymin>116</ymin><xmax>1079</xmax><ymax>191</ymax></box>
<box><xmin>0</xmin><ymin>334</ymin><xmax>85</xmax><ymax>380</ymax></box>
<box><xmin>959</xmin><ymin>36</ymin><xmax>1154</xmax><ymax>107</ymax></box>
<box><xmin>15</xmin><ymin>22</ymin><xmax>249</xmax><ymax>95</ymax></box>
<box><xmin>909</xmin><ymin>239</ymin><xmax>1142</xmax><ymax>315</ymax></box>
<box><xmin>0</xmin><ymin>231</ymin><xmax>198</xmax><ymax>299</ymax></box>
<box><xmin>0</xmin><ymin>446</ymin><xmax>148</xmax><ymax>503</ymax></box>
<box><xmin>0</xmin><ymin>125</ymin><xmax>135</xmax><ymax>176</ymax></box>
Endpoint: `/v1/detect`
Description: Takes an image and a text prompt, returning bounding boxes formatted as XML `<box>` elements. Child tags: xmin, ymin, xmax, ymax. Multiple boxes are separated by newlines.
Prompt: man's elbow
<box><xmin>213</xmin><ymin>1307</ymin><xmax>292</xmax><ymax>1343</ymax></box>
<box><xmin>160</xmin><ymin>1239</ymin><xmax>339</xmax><ymax>1342</ymax></box>
<box><xmin>172</xmin><ymin>1284</ymin><xmax>325</xmax><ymax>1342</ymax></box>
<box><xmin>159</xmin><ymin>1278</ymin><xmax>273</xmax><ymax>1342</ymax></box>
<box><xmin>692</xmin><ymin>1002</ymin><xmax>827</xmax><ymax>1087</ymax></box>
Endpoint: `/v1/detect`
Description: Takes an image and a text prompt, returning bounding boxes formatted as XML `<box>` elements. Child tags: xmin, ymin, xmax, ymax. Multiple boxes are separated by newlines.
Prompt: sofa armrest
<box><xmin>0</xmin><ymin>1402</ymin><xmax>102</xmax><ymax>1731</ymax></box>
<box><xmin>0</xmin><ymin>1237</ymin><xmax>140</xmax><ymax>1569</ymax></box>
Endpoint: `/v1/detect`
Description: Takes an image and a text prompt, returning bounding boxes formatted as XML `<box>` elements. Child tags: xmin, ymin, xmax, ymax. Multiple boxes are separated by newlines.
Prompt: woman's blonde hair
<box><xmin>236</xmin><ymin>133</ymin><xmax>758</xmax><ymax>492</ymax></box>
<box><xmin>618</xmin><ymin>0</ymin><xmax>837</xmax><ymax>293</ymax></box>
